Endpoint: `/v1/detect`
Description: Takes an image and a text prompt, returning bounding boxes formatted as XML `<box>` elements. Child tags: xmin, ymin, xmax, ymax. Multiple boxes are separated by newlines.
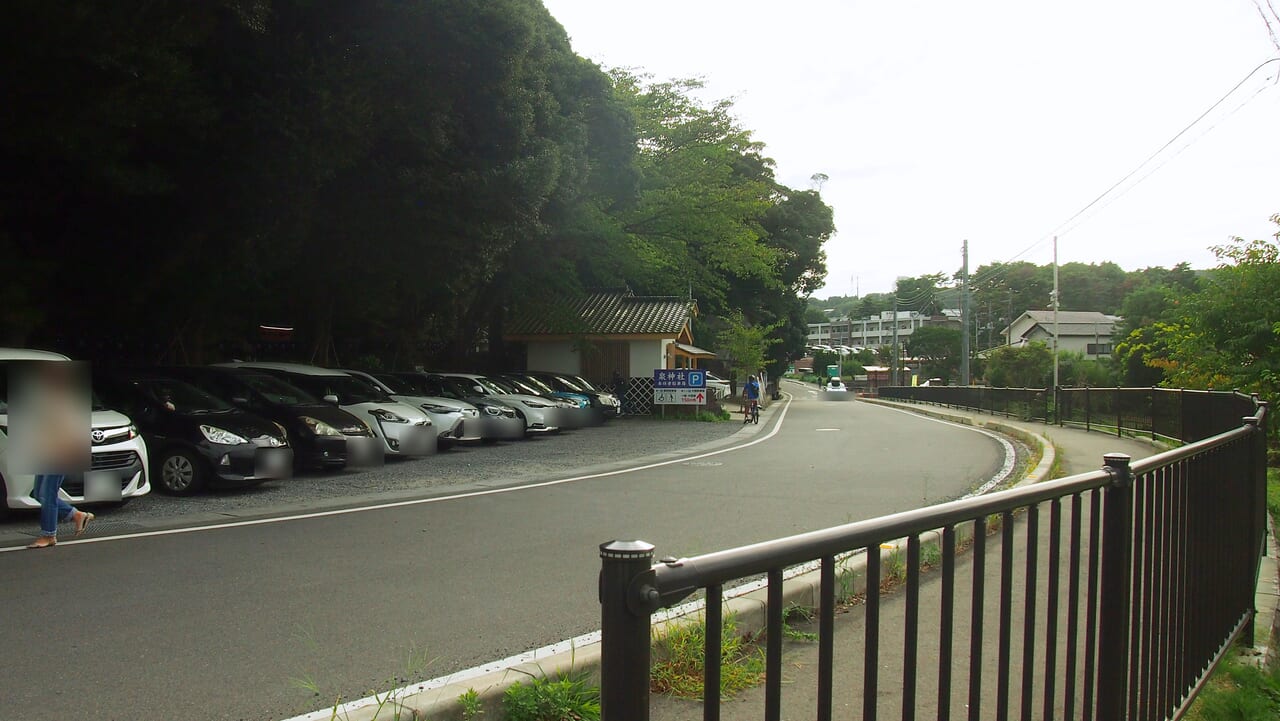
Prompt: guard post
<box><xmin>600</xmin><ymin>540</ymin><xmax>656</xmax><ymax>721</ymax></box>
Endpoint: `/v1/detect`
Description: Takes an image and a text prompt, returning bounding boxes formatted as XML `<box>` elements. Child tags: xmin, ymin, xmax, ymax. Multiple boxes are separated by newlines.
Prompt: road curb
<box><xmin>322</xmin><ymin>395</ymin><xmax>1042</xmax><ymax>720</ymax></box>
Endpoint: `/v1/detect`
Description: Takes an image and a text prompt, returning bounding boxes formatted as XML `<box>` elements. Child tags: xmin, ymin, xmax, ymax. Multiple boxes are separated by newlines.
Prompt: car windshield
<box><xmin>372</xmin><ymin>373</ymin><xmax>410</xmax><ymax>394</ymax></box>
<box><xmin>569</xmin><ymin>375</ymin><xmax>599</xmax><ymax>391</ymax></box>
<box><xmin>289</xmin><ymin>374</ymin><xmax>387</xmax><ymax>404</ymax></box>
<box><xmin>552</xmin><ymin>375</ymin><xmax>587</xmax><ymax>392</ymax></box>
<box><xmin>237</xmin><ymin>373</ymin><xmax>321</xmax><ymax>405</ymax></box>
<box><xmin>132</xmin><ymin>377</ymin><xmax>233</xmax><ymax>413</ymax></box>
<box><xmin>435</xmin><ymin>376</ymin><xmax>479</xmax><ymax>399</ymax></box>
<box><xmin>505</xmin><ymin>376</ymin><xmax>548</xmax><ymax>395</ymax></box>
<box><xmin>472</xmin><ymin>376</ymin><xmax>511</xmax><ymax>396</ymax></box>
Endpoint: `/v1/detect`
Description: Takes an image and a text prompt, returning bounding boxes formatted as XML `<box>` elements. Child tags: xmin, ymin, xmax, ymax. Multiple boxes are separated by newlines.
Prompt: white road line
<box><xmin>0</xmin><ymin>396</ymin><xmax>797</xmax><ymax>554</ymax></box>
<box><xmin>280</xmin><ymin>396</ymin><xmax>1020</xmax><ymax>721</ymax></box>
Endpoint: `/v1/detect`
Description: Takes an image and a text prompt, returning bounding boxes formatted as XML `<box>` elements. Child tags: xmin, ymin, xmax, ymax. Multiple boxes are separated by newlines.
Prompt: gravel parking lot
<box><xmin>1</xmin><ymin>418</ymin><xmax>745</xmax><ymax>532</ymax></box>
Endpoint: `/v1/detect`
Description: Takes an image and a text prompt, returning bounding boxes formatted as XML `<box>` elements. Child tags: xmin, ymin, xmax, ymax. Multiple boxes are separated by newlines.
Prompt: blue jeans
<box><xmin>33</xmin><ymin>474</ymin><xmax>76</xmax><ymax>537</ymax></box>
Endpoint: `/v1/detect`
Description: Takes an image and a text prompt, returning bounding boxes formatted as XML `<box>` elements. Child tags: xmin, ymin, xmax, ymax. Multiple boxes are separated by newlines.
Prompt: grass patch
<box><xmin>501</xmin><ymin>672</ymin><xmax>600</xmax><ymax>721</ymax></box>
<box><xmin>653</xmin><ymin>408</ymin><xmax>732</xmax><ymax>422</ymax></box>
<box><xmin>651</xmin><ymin>613</ymin><xmax>765</xmax><ymax>699</ymax></box>
<box><xmin>782</xmin><ymin>605</ymin><xmax>818</xmax><ymax>642</ymax></box>
<box><xmin>1267</xmin><ymin>467</ymin><xmax>1280</xmax><ymax>522</ymax></box>
<box><xmin>1184</xmin><ymin>653</ymin><xmax>1280</xmax><ymax>720</ymax></box>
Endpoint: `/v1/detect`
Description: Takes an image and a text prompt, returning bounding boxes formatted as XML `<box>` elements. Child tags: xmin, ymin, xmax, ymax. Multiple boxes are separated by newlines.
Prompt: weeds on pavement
<box><xmin>502</xmin><ymin>671</ymin><xmax>600</xmax><ymax>721</ymax></box>
<box><xmin>652</xmin><ymin>613</ymin><xmax>764</xmax><ymax>699</ymax></box>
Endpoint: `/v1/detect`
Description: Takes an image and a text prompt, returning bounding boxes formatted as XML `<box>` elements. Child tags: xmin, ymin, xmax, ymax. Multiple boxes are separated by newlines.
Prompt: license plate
<box><xmin>84</xmin><ymin>471</ymin><xmax>123</xmax><ymax>502</ymax></box>
<box><xmin>346</xmin><ymin>437</ymin><xmax>384</xmax><ymax>467</ymax></box>
<box><xmin>255</xmin><ymin>448</ymin><xmax>294</xmax><ymax>479</ymax></box>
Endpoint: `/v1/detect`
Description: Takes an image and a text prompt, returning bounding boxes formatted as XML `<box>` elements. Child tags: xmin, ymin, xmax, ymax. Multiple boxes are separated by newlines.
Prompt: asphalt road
<box><xmin>0</xmin><ymin>392</ymin><xmax>1006</xmax><ymax>721</ymax></box>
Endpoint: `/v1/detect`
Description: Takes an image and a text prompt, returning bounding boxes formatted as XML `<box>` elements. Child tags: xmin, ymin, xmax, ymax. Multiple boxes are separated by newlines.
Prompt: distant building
<box><xmin>806</xmin><ymin>309</ymin><xmax>961</xmax><ymax>350</ymax></box>
<box><xmin>504</xmin><ymin>289</ymin><xmax>712</xmax><ymax>385</ymax></box>
<box><xmin>1001</xmin><ymin>310</ymin><xmax>1120</xmax><ymax>359</ymax></box>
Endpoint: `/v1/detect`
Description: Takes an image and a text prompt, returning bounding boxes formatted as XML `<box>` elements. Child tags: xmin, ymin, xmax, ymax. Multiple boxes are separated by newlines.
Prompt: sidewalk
<box><xmin>651</xmin><ymin>400</ymin><xmax>1271</xmax><ymax>720</ymax></box>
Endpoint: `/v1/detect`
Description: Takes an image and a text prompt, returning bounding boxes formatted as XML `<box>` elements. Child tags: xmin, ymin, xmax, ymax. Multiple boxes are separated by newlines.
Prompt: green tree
<box><xmin>716</xmin><ymin>311</ymin><xmax>781</xmax><ymax>383</ymax></box>
<box><xmin>984</xmin><ymin>343</ymin><xmax>1053</xmax><ymax>388</ymax></box>
<box><xmin>1150</xmin><ymin>214</ymin><xmax>1280</xmax><ymax>403</ymax></box>
<box><xmin>905</xmin><ymin>326</ymin><xmax>962</xmax><ymax>382</ymax></box>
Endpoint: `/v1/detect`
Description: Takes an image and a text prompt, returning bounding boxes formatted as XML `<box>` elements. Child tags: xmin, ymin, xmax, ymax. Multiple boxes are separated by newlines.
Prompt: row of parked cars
<box><xmin>0</xmin><ymin>348</ymin><xmax>622</xmax><ymax>509</ymax></box>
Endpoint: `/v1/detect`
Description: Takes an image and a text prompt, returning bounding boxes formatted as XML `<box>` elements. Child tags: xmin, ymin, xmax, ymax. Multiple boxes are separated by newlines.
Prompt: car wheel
<box><xmin>156</xmin><ymin>449</ymin><xmax>207</xmax><ymax>496</ymax></box>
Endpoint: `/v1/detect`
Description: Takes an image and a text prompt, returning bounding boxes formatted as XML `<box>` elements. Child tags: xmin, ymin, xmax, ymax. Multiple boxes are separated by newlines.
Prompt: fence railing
<box><xmin>598</xmin><ymin>397</ymin><xmax>1268</xmax><ymax>721</ymax></box>
<box><xmin>877</xmin><ymin>385</ymin><xmax>1259</xmax><ymax>444</ymax></box>
<box><xmin>879</xmin><ymin>385</ymin><xmax>1051</xmax><ymax>422</ymax></box>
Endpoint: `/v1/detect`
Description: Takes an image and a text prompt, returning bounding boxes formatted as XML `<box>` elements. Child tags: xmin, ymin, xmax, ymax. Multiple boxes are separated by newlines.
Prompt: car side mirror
<box><xmin>323</xmin><ymin>394</ymin><xmax>340</xmax><ymax>404</ymax></box>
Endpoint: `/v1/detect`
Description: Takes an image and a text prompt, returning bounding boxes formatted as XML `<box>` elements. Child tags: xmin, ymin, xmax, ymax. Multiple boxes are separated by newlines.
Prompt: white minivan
<box><xmin>1</xmin><ymin>348</ymin><xmax>151</xmax><ymax>510</ymax></box>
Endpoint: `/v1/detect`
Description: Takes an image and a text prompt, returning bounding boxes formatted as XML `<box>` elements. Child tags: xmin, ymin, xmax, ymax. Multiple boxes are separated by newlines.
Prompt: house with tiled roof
<box><xmin>1002</xmin><ymin>310</ymin><xmax>1121</xmax><ymax>359</ymax></box>
<box><xmin>504</xmin><ymin>289</ymin><xmax>713</xmax><ymax>385</ymax></box>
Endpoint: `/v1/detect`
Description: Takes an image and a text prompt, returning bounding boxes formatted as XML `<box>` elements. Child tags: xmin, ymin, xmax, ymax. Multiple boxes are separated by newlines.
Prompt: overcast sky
<box><xmin>541</xmin><ymin>0</ymin><xmax>1280</xmax><ymax>298</ymax></box>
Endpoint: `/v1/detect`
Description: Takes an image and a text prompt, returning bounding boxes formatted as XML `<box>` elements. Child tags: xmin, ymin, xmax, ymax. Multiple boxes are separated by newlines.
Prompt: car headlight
<box><xmin>301</xmin><ymin>416</ymin><xmax>344</xmax><ymax>437</ymax></box>
<box><xmin>462</xmin><ymin>408</ymin><xmax>480</xmax><ymax>418</ymax></box>
<box><xmin>200</xmin><ymin>425</ymin><xmax>249</xmax><ymax>445</ymax></box>
<box><xmin>127</xmin><ymin>423</ymin><xmax>139</xmax><ymax>439</ymax></box>
<box><xmin>557</xmin><ymin>400</ymin><xmax>578</xmax><ymax>409</ymax></box>
<box><xmin>521</xmin><ymin>400</ymin><xmax>553</xmax><ymax>409</ymax></box>
<box><xmin>370</xmin><ymin>408</ymin><xmax>409</xmax><ymax>423</ymax></box>
<box><xmin>482</xmin><ymin>405</ymin><xmax>503</xmax><ymax>416</ymax></box>
<box><xmin>420</xmin><ymin>403</ymin><xmax>459</xmax><ymax>415</ymax></box>
<box><xmin>600</xmin><ymin>394</ymin><xmax>619</xmax><ymax>406</ymax></box>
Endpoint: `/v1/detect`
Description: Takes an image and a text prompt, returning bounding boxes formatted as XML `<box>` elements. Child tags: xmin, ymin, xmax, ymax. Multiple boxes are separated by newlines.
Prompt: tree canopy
<box><xmin>0</xmin><ymin>1</ymin><xmax>833</xmax><ymax>370</ymax></box>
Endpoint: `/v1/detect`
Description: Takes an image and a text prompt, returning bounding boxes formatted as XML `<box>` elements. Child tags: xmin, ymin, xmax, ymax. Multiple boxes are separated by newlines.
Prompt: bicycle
<box><xmin>744</xmin><ymin>398</ymin><xmax>760</xmax><ymax>424</ymax></box>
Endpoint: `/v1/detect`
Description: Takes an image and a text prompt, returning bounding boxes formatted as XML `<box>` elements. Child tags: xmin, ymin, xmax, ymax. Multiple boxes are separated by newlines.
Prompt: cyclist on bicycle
<box><xmin>742</xmin><ymin>374</ymin><xmax>761</xmax><ymax>424</ymax></box>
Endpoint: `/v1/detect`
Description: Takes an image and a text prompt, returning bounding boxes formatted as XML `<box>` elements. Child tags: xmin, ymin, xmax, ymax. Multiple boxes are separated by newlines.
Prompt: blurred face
<box><xmin>7</xmin><ymin>360</ymin><xmax>91</xmax><ymax>474</ymax></box>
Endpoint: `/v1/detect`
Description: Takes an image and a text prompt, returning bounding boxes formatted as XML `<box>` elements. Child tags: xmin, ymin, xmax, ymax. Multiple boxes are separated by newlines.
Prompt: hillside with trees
<box><xmin>0</xmin><ymin>0</ymin><xmax>833</xmax><ymax>372</ymax></box>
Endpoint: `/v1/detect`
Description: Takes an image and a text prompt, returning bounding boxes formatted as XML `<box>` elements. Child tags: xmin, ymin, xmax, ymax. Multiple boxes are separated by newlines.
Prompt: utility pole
<box><xmin>891</xmin><ymin>292</ymin><xmax>900</xmax><ymax>385</ymax></box>
<box><xmin>1052</xmin><ymin>236</ymin><xmax>1060</xmax><ymax>390</ymax></box>
<box><xmin>960</xmin><ymin>239</ymin><xmax>971</xmax><ymax>385</ymax></box>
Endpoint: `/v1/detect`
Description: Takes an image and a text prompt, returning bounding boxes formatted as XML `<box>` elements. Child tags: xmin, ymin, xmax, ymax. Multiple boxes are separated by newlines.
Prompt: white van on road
<box><xmin>1</xmin><ymin>348</ymin><xmax>151</xmax><ymax>511</ymax></box>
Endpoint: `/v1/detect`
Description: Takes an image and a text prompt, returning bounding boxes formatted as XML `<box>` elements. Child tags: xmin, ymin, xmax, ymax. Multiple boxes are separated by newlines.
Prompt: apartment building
<box><xmin>807</xmin><ymin>309</ymin><xmax>961</xmax><ymax>349</ymax></box>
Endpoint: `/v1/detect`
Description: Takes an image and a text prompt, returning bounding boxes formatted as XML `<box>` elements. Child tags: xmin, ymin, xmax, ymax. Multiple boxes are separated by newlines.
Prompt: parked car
<box><xmin>490</xmin><ymin>374</ymin><xmax>594</xmax><ymax>429</ymax></box>
<box><xmin>429</xmin><ymin>373</ymin><xmax>563</xmax><ymax>436</ymax></box>
<box><xmin>93</xmin><ymin>370</ymin><xmax>292</xmax><ymax>495</ymax></box>
<box><xmin>388</xmin><ymin>372</ymin><xmax>526</xmax><ymax>442</ymax></box>
<box><xmin>704</xmin><ymin>372</ymin><xmax>732</xmax><ymax>399</ymax></box>
<box><xmin>1</xmin><ymin>349</ymin><xmax>151</xmax><ymax>510</ymax></box>
<box><xmin>155</xmin><ymin>365</ymin><xmax>375</xmax><ymax>470</ymax></box>
<box><xmin>523</xmin><ymin>371</ymin><xmax>622</xmax><ymax>420</ymax></box>
<box><xmin>220</xmin><ymin>362</ymin><xmax>435</xmax><ymax>458</ymax></box>
<box><xmin>341</xmin><ymin>369</ymin><xmax>481</xmax><ymax>449</ymax></box>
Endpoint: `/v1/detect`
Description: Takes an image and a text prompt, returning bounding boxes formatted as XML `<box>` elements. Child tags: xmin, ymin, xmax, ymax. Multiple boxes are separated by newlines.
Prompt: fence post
<box><xmin>600</xmin><ymin>540</ymin><xmax>656</xmax><ymax>721</ymax></box>
<box><xmin>1115</xmin><ymin>387</ymin><xmax>1123</xmax><ymax>438</ymax></box>
<box><xmin>1095</xmin><ymin>453</ymin><xmax>1134</xmax><ymax>721</ymax></box>
<box><xmin>1083</xmin><ymin>386</ymin><xmax>1090</xmax><ymax>432</ymax></box>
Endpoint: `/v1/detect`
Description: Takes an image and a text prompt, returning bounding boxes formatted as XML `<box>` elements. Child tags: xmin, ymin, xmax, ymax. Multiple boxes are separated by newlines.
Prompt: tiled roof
<box><xmin>506</xmin><ymin>291</ymin><xmax>695</xmax><ymax>336</ymax></box>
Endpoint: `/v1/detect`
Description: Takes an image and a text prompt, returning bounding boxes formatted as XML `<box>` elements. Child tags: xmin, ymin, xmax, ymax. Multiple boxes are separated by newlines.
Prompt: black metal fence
<box><xmin>598</xmin><ymin>397</ymin><xmax>1268</xmax><ymax>720</ymax></box>
<box><xmin>879</xmin><ymin>385</ymin><xmax>1051</xmax><ymax>422</ymax></box>
<box><xmin>1056</xmin><ymin>387</ymin><xmax>1259</xmax><ymax>444</ymax></box>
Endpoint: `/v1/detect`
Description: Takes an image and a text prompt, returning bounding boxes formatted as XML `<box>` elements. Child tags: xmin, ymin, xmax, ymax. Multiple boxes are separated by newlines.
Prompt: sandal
<box><xmin>26</xmin><ymin>537</ymin><xmax>57</xmax><ymax>549</ymax></box>
<box><xmin>74</xmin><ymin>511</ymin><xmax>95</xmax><ymax>536</ymax></box>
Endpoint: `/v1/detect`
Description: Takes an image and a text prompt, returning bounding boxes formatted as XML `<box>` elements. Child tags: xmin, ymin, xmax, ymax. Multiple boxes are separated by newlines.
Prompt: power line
<box><xmin>964</xmin><ymin>55</ymin><xmax>1280</xmax><ymax>294</ymax></box>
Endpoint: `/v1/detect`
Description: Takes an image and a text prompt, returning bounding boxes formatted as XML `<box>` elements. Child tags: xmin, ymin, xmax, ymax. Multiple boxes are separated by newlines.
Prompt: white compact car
<box><xmin>434</xmin><ymin>373</ymin><xmax>564</xmax><ymax>435</ymax></box>
<box><xmin>1</xmin><ymin>348</ymin><xmax>151</xmax><ymax>510</ymax></box>
<box><xmin>221</xmin><ymin>362</ymin><xmax>436</xmax><ymax>458</ymax></box>
<box><xmin>340</xmin><ymin>369</ymin><xmax>482</xmax><ymax>448</ymax></box>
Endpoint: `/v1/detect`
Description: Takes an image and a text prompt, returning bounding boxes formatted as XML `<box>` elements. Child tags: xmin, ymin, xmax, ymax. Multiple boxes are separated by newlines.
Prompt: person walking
<box><xmin>13</xmin><ymin>360</ymin><xmax>94</xmax><ymax>549</ymax></box>
<box><xmin>28</xmin><ymin>474</ymin><xmax>93</xmax><ymax>549</ymax></box>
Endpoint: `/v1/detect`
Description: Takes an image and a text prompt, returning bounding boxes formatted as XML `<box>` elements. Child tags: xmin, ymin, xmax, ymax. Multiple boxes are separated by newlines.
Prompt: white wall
<box><xmin>630</xmin><ymin>339</ymin><xmax>663</xmax><ymax>377</ymax></box>
<box><xmin>527</xmin><ymin>342</ymin><xmax>581</xmax><ymax>374</ymax></box>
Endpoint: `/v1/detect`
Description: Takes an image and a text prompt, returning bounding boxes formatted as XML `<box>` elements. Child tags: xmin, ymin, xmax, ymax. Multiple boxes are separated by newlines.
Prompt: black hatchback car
<box><xmin>93</xmin><ymin>371</ymin><xmax>292</xmax><ymax>495</ymax></box>
<box><xmin>155</xmin><ymin>366</ymin><xmax>372</xmax><ymax>471</ymax></box>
